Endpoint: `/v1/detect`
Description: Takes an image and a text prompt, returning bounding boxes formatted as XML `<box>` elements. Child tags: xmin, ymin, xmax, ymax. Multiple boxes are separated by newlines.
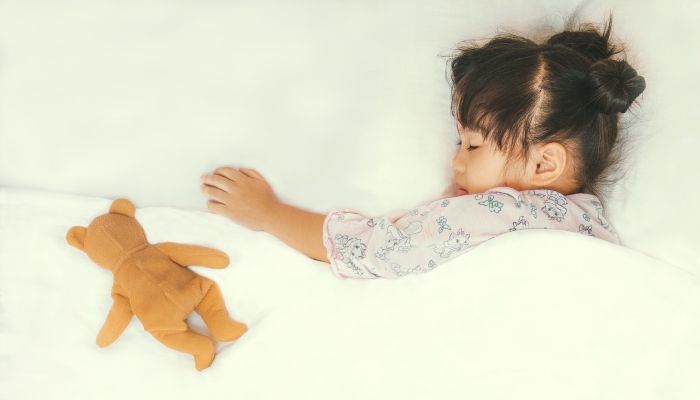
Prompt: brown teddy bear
<box><xmin>66</xmin><ymin>198</ymin><xmax>247</xmax><ymax>371</ymax></box>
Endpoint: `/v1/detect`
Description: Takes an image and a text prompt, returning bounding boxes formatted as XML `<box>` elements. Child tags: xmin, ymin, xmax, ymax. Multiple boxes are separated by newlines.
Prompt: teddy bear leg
<box><xmin>151</xmin><ymin>329</ymin><xmax>217</xmax><ymax>371</ymax></box>
<box><xmin>195</xmin><ymin>279</ymin><xmax>248</xmax><ymax>342</ymax></box>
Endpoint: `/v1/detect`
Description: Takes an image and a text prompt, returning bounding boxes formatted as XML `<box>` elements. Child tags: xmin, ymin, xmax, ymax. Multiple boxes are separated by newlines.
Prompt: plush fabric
<box><xmin>66</xmin><ymin>198</ymin><xmax>247</xmax><ymax>370</ymax></box>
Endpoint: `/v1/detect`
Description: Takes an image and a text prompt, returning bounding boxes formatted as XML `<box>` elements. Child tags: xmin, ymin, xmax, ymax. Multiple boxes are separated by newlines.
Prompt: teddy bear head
<box><xmin>66</xmin><ymin>198</ymin><xmax>148</xmax><ymax>272</ymax></box>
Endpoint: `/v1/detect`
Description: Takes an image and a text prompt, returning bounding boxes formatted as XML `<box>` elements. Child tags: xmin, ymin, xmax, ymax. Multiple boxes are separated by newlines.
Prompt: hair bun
<box><xmin>586</xmin><ymin>59</ymin><xmax>646</xmax><ymax>114</ymax></box>
<box><xmin>545</xmin><ymin>30</ymin><xmax>613</xmax><ymax>62</ymax></box>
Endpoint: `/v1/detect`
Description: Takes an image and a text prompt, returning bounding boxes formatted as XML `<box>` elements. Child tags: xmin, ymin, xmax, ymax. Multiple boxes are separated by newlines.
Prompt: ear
<box><xmin>109</xmin><ymin>198</ymin><xmax>136</xmax><ymax>217</ymax></box>
<box><xmin>66</xmin><ymin>226</ymin><xmax>87</xmax><ymax>251</ymax></box>
<box><xmin>529</xmin><ymin>143</ymin><xmax>568</xmax><ymax>188</ymax></box>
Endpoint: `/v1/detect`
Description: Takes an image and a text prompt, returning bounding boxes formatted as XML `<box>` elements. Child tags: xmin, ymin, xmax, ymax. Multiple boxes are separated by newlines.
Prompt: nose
<box><xmin>452</xmin><ymin>153</ymin><xmax>464</xmax><ymax>173</ymax></box>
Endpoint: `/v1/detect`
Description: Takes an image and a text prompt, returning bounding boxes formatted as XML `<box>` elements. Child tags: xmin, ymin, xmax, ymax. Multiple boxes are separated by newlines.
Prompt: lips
<box><xmin>456</xmin><ymin>185</ymin><xmax>468</xmax><ymax>196</ymax></box>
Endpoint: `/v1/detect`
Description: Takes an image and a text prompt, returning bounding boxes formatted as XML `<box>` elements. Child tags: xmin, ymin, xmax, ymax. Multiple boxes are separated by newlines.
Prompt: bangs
<box><xmin>450</xmin><ymin>37</ymin><xmax>545</xmax><ymax>157</ymax></box>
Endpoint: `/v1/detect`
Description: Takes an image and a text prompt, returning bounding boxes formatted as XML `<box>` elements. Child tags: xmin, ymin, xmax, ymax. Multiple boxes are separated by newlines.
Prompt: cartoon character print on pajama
<box><xmin>509</xmin><ymin>216</ymin><xmax>530</xmax><ymax>231</ymax></box>
<box><xmin>578</xmin><ymin>224</ymin><xmax>594</xmax><ymax>236</ymax></box>
<box><xmin>591</xmin><ymin>200</ymin><xmax>615</xmax><ymax>234</ymax></box>
<box><xmin>389</xmin><ymin>262</ymin><xmax>432</xmax><ymax>277</ymax></box>
<box><xmin>333</xmin><ymin>234</ymin><xmax>372</xmax><ymax>277</ymax></box>
<box><xmin>429</xmin><ymin>228</ymin><xmax>470</xmax><ymax>258</ymax></box>
<box><xmin>322</xmin><ymin>187</ymin><xmax>620</xmax><ymax>279</ymax></box>
<box><xmin>385</xmin><ymin>221</ymin><xmax>422</xmax><ymax>254</ymax></box>
<box><xmin>541</xmin><ymin>190</ymin><xmax>568</xmax><ymax>221</ymax></box>
<box><xmin>376</xmin><ymin>221</ymin><xmax>424</xmax><ymax>276</ymax></box>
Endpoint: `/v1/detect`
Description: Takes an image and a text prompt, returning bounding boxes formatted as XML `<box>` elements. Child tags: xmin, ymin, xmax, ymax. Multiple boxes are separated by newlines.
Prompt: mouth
<box><xmin>456</xmin><ymin>185</ymin><xmax>468</xmax><ymax>196</ymax></box>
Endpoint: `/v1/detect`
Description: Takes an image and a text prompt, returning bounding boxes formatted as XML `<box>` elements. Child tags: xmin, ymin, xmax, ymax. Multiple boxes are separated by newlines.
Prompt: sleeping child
<box><xmin>199</xmin><ymin>15</ymin><xmax>645</xmax><ymax>279</ymax></box>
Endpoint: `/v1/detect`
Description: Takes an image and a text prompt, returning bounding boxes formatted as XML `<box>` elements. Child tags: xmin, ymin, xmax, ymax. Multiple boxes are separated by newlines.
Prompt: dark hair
<box><xmin>448</xmin><ymin>14</ymin><xmax>646</xmax><ymax>198</ymax></box>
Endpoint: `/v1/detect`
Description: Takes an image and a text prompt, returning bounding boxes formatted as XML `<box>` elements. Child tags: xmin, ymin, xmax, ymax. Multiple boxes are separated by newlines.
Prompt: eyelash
<box><xmin>456</xmin><ymin>140</ymin><xmax>478</xmax><ymax>151</ymax></box>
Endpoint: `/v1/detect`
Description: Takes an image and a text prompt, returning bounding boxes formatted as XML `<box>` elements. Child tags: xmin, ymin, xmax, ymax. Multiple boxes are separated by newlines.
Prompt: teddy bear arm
<box><xmin>154</xmin><ymin>242</ymin><xmax>229</xmax><ymax>269</ymax></box>
<box><xmin>96</xmin><ymin>292</ymin><xmax>133</xmax><ymax>348</ymax></box>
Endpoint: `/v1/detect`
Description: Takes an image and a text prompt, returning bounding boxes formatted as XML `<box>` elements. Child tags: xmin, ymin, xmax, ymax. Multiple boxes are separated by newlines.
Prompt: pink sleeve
<box><xmin>322</xmin><ymin>187</ymin><xmax>618</xmax><ymax>279</ymax></box>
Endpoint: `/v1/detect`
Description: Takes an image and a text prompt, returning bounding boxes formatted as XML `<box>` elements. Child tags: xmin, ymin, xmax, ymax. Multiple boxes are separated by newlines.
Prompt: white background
<box><xmin>0</xmin><ymin>0</ymin><xmax>698</xmax><ymax>273</ymax></box>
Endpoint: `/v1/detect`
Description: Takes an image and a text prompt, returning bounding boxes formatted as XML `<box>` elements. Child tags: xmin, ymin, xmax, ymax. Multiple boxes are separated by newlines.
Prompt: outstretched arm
<box><xmin>200</xmin><ymin>167</ymin><xmax>329</xmax><ymax>263</ymax></box>
<box><xmin>264</xmin><ymin>202</ymin><xmax>328</xmax><ymax>262</ymax></box>
<box><xmin>154</xmin><ymin>243</ymin><xmax>229</xmax><ymax>268</ymax></box>
<box><xmin>96</xmin><ymin>287</ymin><xmax>133</xmax><ymax>348</ymax></box>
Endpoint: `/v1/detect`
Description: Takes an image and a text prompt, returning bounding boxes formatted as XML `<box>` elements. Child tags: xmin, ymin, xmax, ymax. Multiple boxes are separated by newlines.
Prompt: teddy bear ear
<box><xmin>66</xmin><ymin>226</ymin><xmax>87</xmax><ymax>250</ymax></box>
<box><xmin>109</xmin><ymin>198</ymin><xmax>136</xmax><ymax>217</ymax></box>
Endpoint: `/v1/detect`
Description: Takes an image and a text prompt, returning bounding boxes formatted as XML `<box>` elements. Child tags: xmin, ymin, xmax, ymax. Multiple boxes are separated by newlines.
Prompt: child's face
<box><xmin>452</xmin><ymin>123</ymin><xmax>526</xmax><ymax>195</ymax></box>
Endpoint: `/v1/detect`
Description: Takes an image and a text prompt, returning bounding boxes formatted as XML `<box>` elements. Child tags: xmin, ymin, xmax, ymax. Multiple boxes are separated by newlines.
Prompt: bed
<box><xmin>1</xmin><ymin>0</ymin><xmax>699</xmax><ymax>399</ymax></box>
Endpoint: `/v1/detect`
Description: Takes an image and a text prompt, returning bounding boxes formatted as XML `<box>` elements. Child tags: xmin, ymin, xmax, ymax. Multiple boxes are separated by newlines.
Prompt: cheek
<box><xmin>459</xmin><ymin>157</ymin><xmax>485</xmax><ymax>190</ymax></box>
<box><xmin>468</xmin><ymin>153</ymin><xmax>507</xmax><ymax>190</ymax></box>
<box><xmin>467</xmin><ymin>153</ymin><xmax>490</xmax><ymax>175</ymax></box>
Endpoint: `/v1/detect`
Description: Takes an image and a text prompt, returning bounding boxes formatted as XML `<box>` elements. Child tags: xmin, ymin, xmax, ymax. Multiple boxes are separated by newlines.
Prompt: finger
<box><xmin>200</xmin><ymin>183</ymin><xmax>229</xmax><ymax>204</ymax></box>
<box><xmin>213</xmin><ymin>167</ymin><xmax>246</xmax><ymax>182</ymax></box>
<box><xmin>201</xmin><ymin>173</ymin><xmax>235</xmax><ymax>191</ymax></box>
<box><xmin>239</xmin><ymin>168</ymin><xmax>267</xmax><ymax>182</ymax></box>
<box><xmin>206</xmin><ymin>199</ymin><xmax>225</xmax><ymax>214</ymax></box>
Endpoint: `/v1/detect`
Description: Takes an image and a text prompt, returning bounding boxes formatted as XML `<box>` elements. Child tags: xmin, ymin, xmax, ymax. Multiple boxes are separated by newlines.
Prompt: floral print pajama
<box><xmin>322</xmin><ymin>187</ymin><xmax>618</xmax><ymax>279</ymax></box>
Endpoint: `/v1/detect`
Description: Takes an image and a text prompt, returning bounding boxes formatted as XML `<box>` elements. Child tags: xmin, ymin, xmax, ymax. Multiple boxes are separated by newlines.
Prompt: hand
<box><xmin>200</xmin><ymin>167</ymin><xmax>279</xmax><ymax>231</ymax></box>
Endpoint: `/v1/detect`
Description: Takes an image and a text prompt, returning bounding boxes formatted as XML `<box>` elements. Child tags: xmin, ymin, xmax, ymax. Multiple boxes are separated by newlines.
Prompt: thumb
<box><xmin>240</xmin><ymin>168</ymin><xmax>267</xmax><ymax>182</ymax></box>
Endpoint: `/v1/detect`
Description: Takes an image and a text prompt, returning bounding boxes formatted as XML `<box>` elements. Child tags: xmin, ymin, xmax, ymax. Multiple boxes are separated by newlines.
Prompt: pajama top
<box><xmin>322</xmin><ymin>186</ymin><xmax>618</xmax><ymax>279</ymax></box>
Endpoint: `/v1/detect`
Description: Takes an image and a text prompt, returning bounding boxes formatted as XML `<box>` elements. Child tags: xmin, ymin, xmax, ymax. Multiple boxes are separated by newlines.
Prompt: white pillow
<box><xmin>0</xmin><ymin>0</ymin><xmax>697</xmax><ymax>274</ymax></box>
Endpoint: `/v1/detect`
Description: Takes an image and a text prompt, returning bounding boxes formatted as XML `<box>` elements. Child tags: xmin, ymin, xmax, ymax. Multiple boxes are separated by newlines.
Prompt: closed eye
<box><xmin>456</xmin><ymin>140</ymin><xmax>479</xmax><ymax>151</ymax></box>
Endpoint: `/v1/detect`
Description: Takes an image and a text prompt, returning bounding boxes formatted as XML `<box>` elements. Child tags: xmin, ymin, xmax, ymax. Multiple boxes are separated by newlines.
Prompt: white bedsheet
<box><xmin>1</xmin><ymin>187</ymin><xmax>699</xmax><ymax>399</ymax></box>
